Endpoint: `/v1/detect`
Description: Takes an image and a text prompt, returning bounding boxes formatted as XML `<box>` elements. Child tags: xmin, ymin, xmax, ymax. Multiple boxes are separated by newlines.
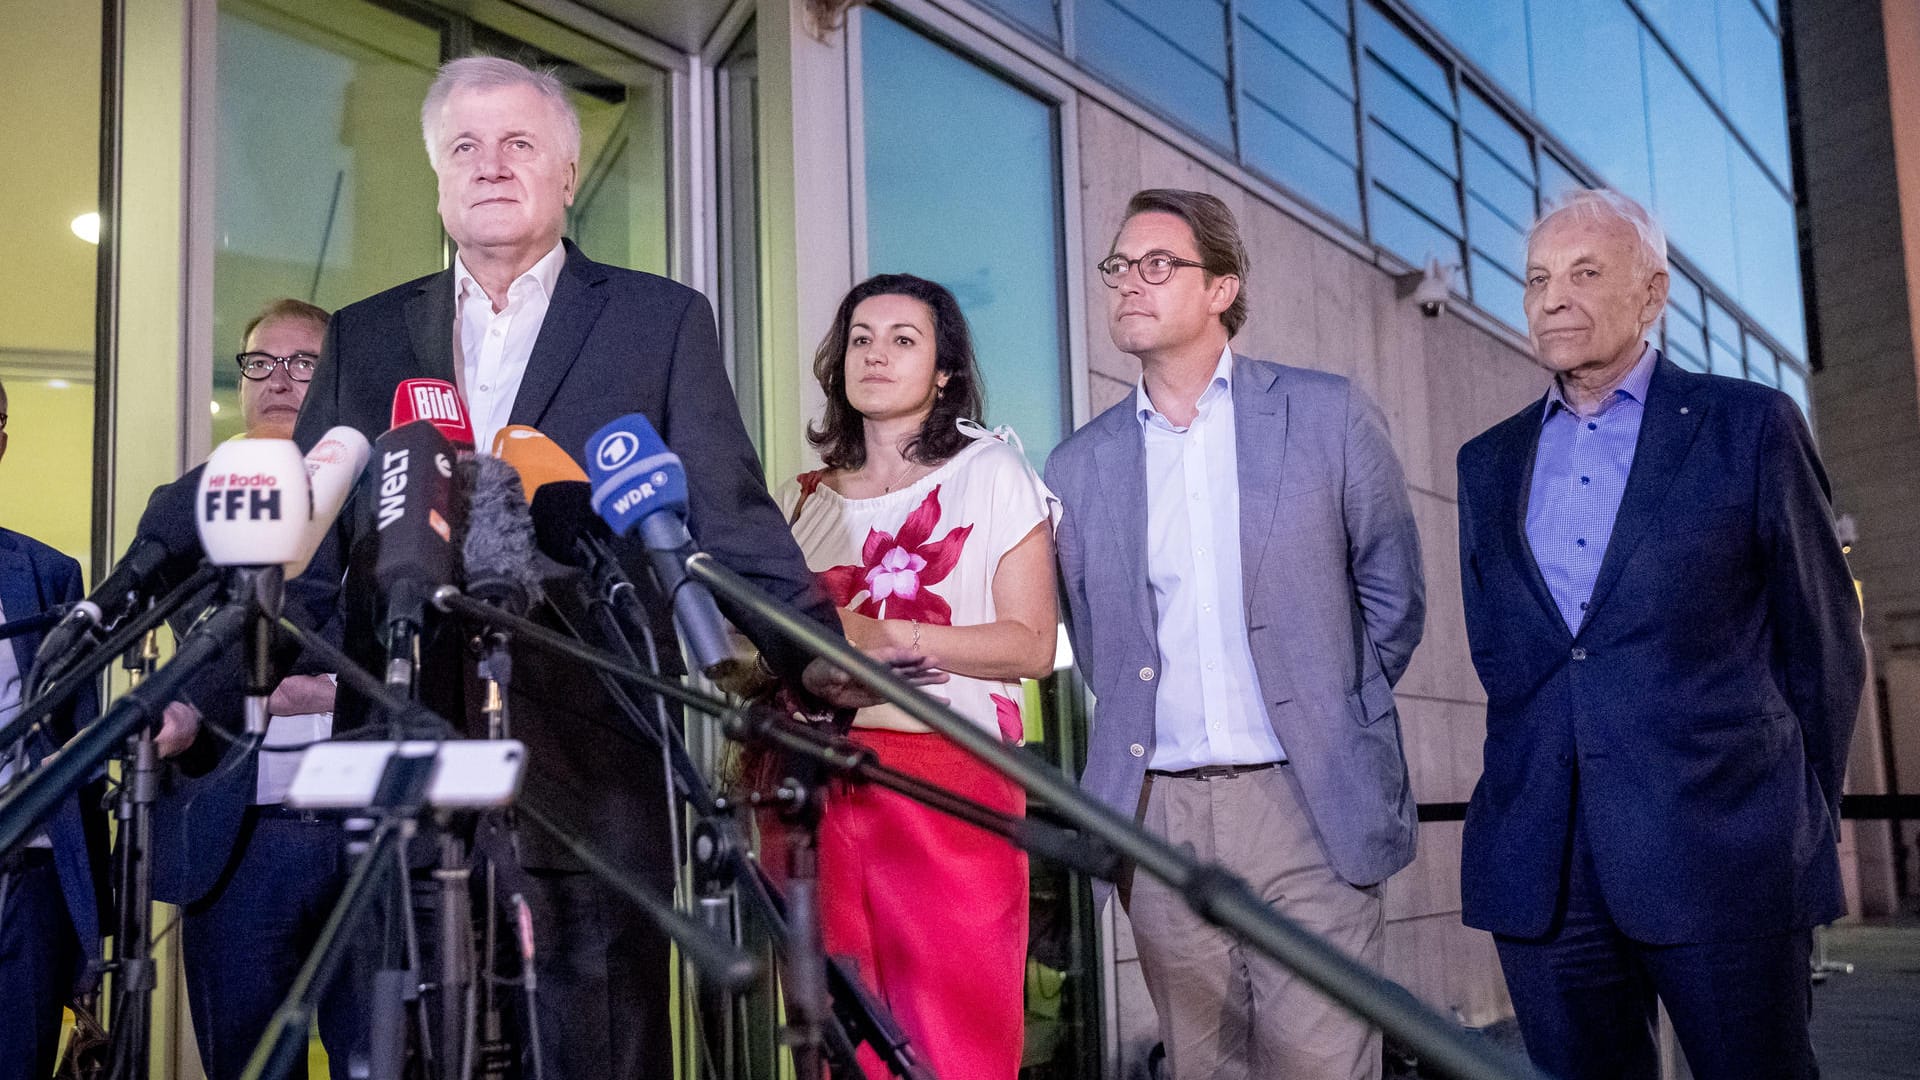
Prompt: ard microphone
<box><xmin>585</xmin><ymin>415</ymin><xmax>736</xmax><ymax>674</ymax></box>
<box><xmin>370</xmin><ymin>420</ymin><xmax>460</xmax><ymax>695</ymax></box>
<box><xmin>195</xmin><ymin>439</ymin><xmax>315</xmax><ymax>733</ymax></box>
<box><xmin>391</xmin><ymin>378</ymin><xmax>475</xmax><ymax>452</ymax></box>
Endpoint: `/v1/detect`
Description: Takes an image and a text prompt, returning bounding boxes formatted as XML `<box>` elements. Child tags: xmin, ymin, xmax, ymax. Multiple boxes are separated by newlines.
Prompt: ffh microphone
<box><xmin>195</xmin><ymin>439</ymin><xmax>315</xmax><ymax>733</ymax></box>
<box><xmin>369</xmin><ymin>420</ymin><xmax>460</xmax><ymax>695</ymax></box>
<box><xmin>291</xmin><ymin>426</ymin><xmax>371</xmax><ymax>578</ymax></box>
<box><xmin>584</xmin><ymin>415</ymin><xmax>736</xmax><ymax>674</ymax></box>
<box><xmin>391</xmin><ymin>378</ymin><xmax>475</xmax><ymax>452</ymax></box>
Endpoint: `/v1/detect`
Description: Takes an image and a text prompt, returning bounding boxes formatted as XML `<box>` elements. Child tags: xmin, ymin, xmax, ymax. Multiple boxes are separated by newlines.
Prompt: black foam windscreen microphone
<box><xmin>457</xmin><ymin>454</ymin><xmax>544</xmax><ymax>618</ymax></box>
<box><xmin>528</xmin><ymin>481</ymin><xmax>614</xmax><ymax>570</ymax></box>
<box><xmin>368</xmin><ymin>420</ymin><xmax>460</xmax><ymax>695</ymax></box>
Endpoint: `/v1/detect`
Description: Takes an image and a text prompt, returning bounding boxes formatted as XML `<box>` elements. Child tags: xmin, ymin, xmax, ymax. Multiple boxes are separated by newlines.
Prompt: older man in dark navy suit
<box><xmin>1456</xmin><ymin>189</ymin><xmax>1864</xmax><ymax>1080</ymax></box>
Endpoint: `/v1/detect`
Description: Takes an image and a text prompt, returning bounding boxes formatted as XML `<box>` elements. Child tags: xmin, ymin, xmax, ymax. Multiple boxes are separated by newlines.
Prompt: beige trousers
<box><xmin>1124</xmin><ymin>765</ymin><xmax>1384</xmax><ymax>1080</ymax></box>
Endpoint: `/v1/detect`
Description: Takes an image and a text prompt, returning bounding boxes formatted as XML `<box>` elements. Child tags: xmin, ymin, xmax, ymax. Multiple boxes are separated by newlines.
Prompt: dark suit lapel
<box><xmin>1092</xmin><ymin>410</ymin><xmax>1156</xmax><ymax>646</ymax></box>
<box><xmin>509</xmin><ymin>240</ymin><xmax>611</xmax><ymax>430</ymax></box>
<box><xmin>0</xmin><ymin>534</ymin><xmax>38</xmax><ymax>680</ymax></box>
<box><xmin>1578</xmin><ymin>355</ymin><xmax>1705</xmax><ymax>630</ymax></box>
<box><xmin>1495</xmin><ymin>403</ymin><xmax>1568</xmax><ymax>635</ymax></box>
<box><xmin>1234</xmin><ymin>356</ymin><xmax>1287</xmax><ymax>615</ymax></box>
<box><xmin>403</xmin><ymin>270</ymin><xmax>458</xmax><ymax>385</ymax></box>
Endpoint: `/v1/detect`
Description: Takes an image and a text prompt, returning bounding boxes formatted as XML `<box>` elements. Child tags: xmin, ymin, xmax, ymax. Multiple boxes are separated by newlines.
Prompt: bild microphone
<box><xmin>370</xmin><ymin>420</ymin><xmax>460</xmax><ymax>696</ymax></box>
<box><xmin>391</xmin><ymin>377</ymin><xmax>475</xmax><ymax>452</ymax></box>
<box><xmin>195</xmin><ymin>438</ymin><xmax>315</xmax><ymax>734</ymax></box>
<box><xmin>584</xmin><ymin>415</ymin><xmax>737</xmax><ymax>674</ymax></box>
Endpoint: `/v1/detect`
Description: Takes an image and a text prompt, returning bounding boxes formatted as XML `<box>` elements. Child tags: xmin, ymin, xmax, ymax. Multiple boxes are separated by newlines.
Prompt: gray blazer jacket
<box><xmin>1045</xmin><ymin>354</ymin><xmax>1425</xmax><ymax>895</ymax></box>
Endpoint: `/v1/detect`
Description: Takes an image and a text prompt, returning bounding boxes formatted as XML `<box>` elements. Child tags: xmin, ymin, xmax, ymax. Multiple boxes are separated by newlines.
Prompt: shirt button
<box><xmin>1139</xmin><ymin>666</ymin><xmax>1155</xmax><ymax>681</ymax></box>
<box><xmin>1576</xmin><ymin>538</ymin><xmax>1587</xmax><ymax>547</ymax></box>
<box><xmin>1557</xmin><ymin>753</ymin><xmax>1573</xmax><ymax>767</ymax></box>
<box><xmin>1195</xmin><ymin>548</ymin><xmax>1205</xmax><ymax>558</ymax></box>
<box><xmin>1202</xmin><ymin>603</ymin><xmax>1213</xmax><ymax>612</ymax></box>
<box><xmin>478</xmin><ymin>384</ymin><xmax>492</xmax><ymax>392</ymax></box>
<box><xmin>1129</xmin><ymin>743</ymin><xmax>1146</xmax><ymax>758</ymax></box>
<box><xmin>1587</xmin><ymin>421</ymin><xmax>1597</xmax><ymax>431</ymax></box>
<box><xmin>1209</xmin><ymin>721</ymin><xmax>1221</xmax><ymax>731</ymax></box>
<box><xmin>1570</xmin><ymin>647</ymin><xmax>1588</xmax><ymax>661</ymax></box>
<box><xmin>1206</xmin><ymin>662</ymin><xmax>1217</xmax><ymax>671</ymax></box>
<box><xmin>1580</xmin><ymin>476</ymin><xmax>1590</xmax><ymax>485</ymax></box>
<box><xmin>1579</xmin><ymin>601</ymin><xmax>1589</xmax><ymax>611</ymax></box>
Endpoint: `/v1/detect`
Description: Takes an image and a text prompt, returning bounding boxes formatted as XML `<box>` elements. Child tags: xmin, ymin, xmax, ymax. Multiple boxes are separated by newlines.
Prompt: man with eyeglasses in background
<box><xmin>147</xmin><ymin>299</ymin><xmax>368</xmax><ymax>1080</ymax></box>
<box><xmin>0</xmin><ymin>375</ymin><xmax>111</xmax><ymax>1080</ymax></box>
<box><xmin>1046</xmin><ymin>189</ymin><xmax>1425</xmax><ymax>1080</ymax></box>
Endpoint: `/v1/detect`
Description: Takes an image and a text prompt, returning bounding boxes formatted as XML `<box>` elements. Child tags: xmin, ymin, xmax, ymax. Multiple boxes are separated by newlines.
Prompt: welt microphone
<box><xmin>585</xmin><ymin>415</ymin><xmax>738</xmax><ymax>674</ymax></box>
<box><xmin>369</xmin><ymin>420</ymin><xmax>460</xmax><ymax>696</ymax></box>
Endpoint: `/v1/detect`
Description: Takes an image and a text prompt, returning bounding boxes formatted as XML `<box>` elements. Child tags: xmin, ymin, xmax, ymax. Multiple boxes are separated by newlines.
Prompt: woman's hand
<box><xmin>838</xmin><ymin>610</ymin><xmax>911</xmax><ymax>653</ymax></box>
<box><xmin>801</xmin><ymin>647</ymin><xmax>948</xmax><ymax>711</ymax></box>
<box><xmin>268</xmin><ymin>674</ymin><xmax>337</xmax><ymax>717</ymax></box>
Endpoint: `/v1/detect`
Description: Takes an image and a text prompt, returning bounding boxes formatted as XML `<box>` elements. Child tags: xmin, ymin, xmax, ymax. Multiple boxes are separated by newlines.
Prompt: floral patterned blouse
<box><xmin>778</xmin><ymin>422</ymin><xmax>1060</xmax><ymax>741</ymax></box>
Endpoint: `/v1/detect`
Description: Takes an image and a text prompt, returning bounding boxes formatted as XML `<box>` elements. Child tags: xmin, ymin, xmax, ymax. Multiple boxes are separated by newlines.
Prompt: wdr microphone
<box><xmin>391</xmin><ymin>378</ymin><xmax>475</xmax><ymax>451</ymax></box>
<box><xmin>585</xmin><ymin>415</ymin><xmax>736</xmax><ymax>674</ymax></box>
<box><xmin>195</xmin><ymin>439</ymin><xmax>314</xmax><ymax>733</ymax></box>
<box><xmin>369</xmin><ymin>420</ymin><xmax>460</xmax><ymax>695</ymax></box>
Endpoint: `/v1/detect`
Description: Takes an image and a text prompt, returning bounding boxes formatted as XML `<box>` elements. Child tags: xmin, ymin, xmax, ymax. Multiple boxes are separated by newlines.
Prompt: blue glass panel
<box><xmin>1110</xmin><ymin>0</ymin><xmax>1228</xmax><ymax>73</ymax></box>
<box><xmin>1238</xmin><ymin>27</ymin><xmax>1357</xmax><ymax>158</ymax></box>
<box><xmin>1400</xmin><ymin>0</ymin><xmax>1532</xmax><ymax>104</ymax></box>
<box><xmin>1367</xmin><ymin>123</ymin><xmax>1461</xmax><ymax>230</ymax></box>
<box><xmin>1301</xmin><ymin>0</ymin><xmax>1350</xmax><ymax>30</ymax></box>
<box><xmin>1709</xmin><ymin>335</ymin><xmax>1743</xmax><ymax>378</ymax></box>
<box><xmin>1718</xmin><ymin>0</ymin><xmax>1791</xmax><ymax>182</ymax></box>
<box><xmin>1470</xmin><ymin>251</ymin><xmax>1526</xmax><ymax>329</ymax></box>
<box><xmin>1364</xmin><ymin>59</ymin><xmax>1457</xmax><ymax>174</ymax></box>
<box><xmin>1730</xmin><ymin>145</ymin><xmax>1805</xmax><ymax>356</ymax></box>
<box><xmin>1705</xmin><ymin>295</ymin><xmax>1740</xmax><ymax>350</ymax></box>
<box><xmin>977</xmin><ymin>0</ymin><xmax>1058</xmax><ymax>42</ymax></box>
<box><xmin>1370</xmin><ymin>186</ymin><xmax>1465</xmax><ymax>269</ymax></box>
<box><xmin>1667</xmin><ymin>266</ymin><xmax>1704</xmax><ymax>323</ymax></box>
<box><xmin>1468</xmin><ymin>193</ymin><xmax>1527</xmax><ymax>269</ymax></box>
<box><xmin>1663</xmin><ymin>306</ymin><xmax>1708</xmax><ymax>368</ymax></box>
<box><xmin>1638</xmin><ymin>0</ymin><xmax>1722</xmax><ymax>100</ymax></box>
<box><xmin>1240</xmin><ymin>98</ymin><xmax>1364</xmax><ymax>224</ymax></box>
<box><xmin>1075</xmin><ymin>0</ymin><xmax>1234</xmax><ymax>149</ymax></box>
<box><xmin>1528</xmin><ymin>0</ymin><xmax>1653</xmax><ymax>204</ymax></box>
<box><xmin>1465</xmin><ymin>140</ymin><xmax>1533</xmax><ymax>230</ymax></box>
<box><xmin>863</xmin><ymin>10</ymin><xmax>1067</xmax><ymax>463</ymax></box>
<box><xmin>1462</xmin><ymin>85</ymin><xmax>1531</xmax><ymax>178</ymax></box>
<box><xmin>1667</xmin><ymin>334</ymin><xmax>1709</xmax><ymax>372</ymax></box>
<box><xmin>1778</xmin><ymin>359</ymin><xmax>1809</xmax><ymax>420</ymax></box>
<box><xmin>1743</xmin><ymin>336</ymin><xmax>1779</xmax><ymax>386</ymax></box>
<box><xmin>1239</xmin><ymin>0</ymin><xmax>1352</xmax><ymax>93</ymax></box>
<box><xmin>1539</xmin><ymin>153</ymin><xmax>1586</xmax><ymax>206</ymax></box>
<box><xmin>1644</xmin><ymin>44</ymin><xmax>1739</xmax><ymax>299</ymax></box>
<box><xmin>1359</xmin><ymin>3</ymin><xmax>1451</xmax><ymax>111</ymax></box>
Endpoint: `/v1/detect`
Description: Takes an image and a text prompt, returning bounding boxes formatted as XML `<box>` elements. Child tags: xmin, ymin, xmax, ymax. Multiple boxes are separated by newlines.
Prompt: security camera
<box><xmin>1396</xmin><ymin>258</ymin><xmax>1457</xmax><ymax>319</ymax></box>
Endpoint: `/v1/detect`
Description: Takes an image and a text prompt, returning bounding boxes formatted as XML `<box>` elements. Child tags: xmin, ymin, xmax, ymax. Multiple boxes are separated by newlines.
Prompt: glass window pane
<box><xmin>1468</xmin><ymin>194</ymin><xmax>1527</xmax><ymax>270</ymax></box>
<box><xmin>1367</xmin><ymin>125</ymin><xmax>1462</xmax><ymax>235</ymax></box>
<box><xmin>1370</xmin><ymin>187</ymin><xmax>1465</xmax><ymax>270</ymax></box>
<box><xmin>718</xmin><ymin>25</ymin><xmax>764</xmax><ymax>455</ymax></box>
<box><xmin>1399</xmin><ymin>0</ymin><xmax>1532</xmax><ymax>105</ymax></box>
<box><xmin>1744</xmin><ymin>335</ymin><xmax>1779</xmax><ymax>386</ymax></box>
<box><xmin>1637</xmin><ymin>0</ymin><xmax>1722</xmax><ymax>101</ymax></box>
<box><xmin>1528</xmin><ymin>0</ymin><xmax>1653</xmax><ymax>204</ymax></box>
<box><xmin>1238</xmin><ymin>29</ymin><xmax>1357</xmax><ymax>158</ymax></box>
<box><xmin>1718</xmin><ymin>0</ymin><xmax>1791</xmax><ymax>181</ymax></box>
<box><xmin>1469</xmin><ymin>252</ymin><xmax>1526</xmax><ymax>329</ymax></box>
<box><xmin>864</xmin><ymin>9</ymin><xmax>1068</xmax><ymax>466</ymax></box>
<box><xmin>1667</xmin><ymin>265</ymin><xmax>1704</xmax><ymax>323</ymax></box>
<box><xmin>1075</xmin><ymin>0</ymin><xmax>1233</xmax><ymax>149</ymax></box>
<box><xmin>1778</xmin><ymin>358</ymin><xmax>1810</xmax><ymax>419</ymax></box>
<box><xmin>1709</xmin><ymin>334</ymin><xmax>1744</xmax><ymax>378</ymax></box>
<box><xmin>1462</xmin><ymin>85</ymin><xmax>1531</xmax><ymax>178</ymax></box>
<box><xmin>1364</xmin><ymin>61</ymin><xmax>1459</xmax><ymax>175</ymax></box>
<box><xmin>1664</xmin><ymin>307</ymin><xmax>1708</xmax><ymax>371</ymax></box>
<box><xmin>1645</xmin><ymin>42</ymin><xmax>1739</xmax><ymax>299</ymax></box>
<box><xmin>1730</xmin><ymin>145</ymin><xmax>1806</xmax><ymax>357</ymax></box>
<box><xmin>1705</xmin><ymin>295</ymin><xmax>1741</xmax><ymax>350</ymax></box>
<box><xmin>1240</xmin><ymin>100</ymin><xmax>1364</xmax><ymax>224</ymax></box>
<box><xmin>1465</xmin><ymin>141</ymin><xmax>1533</xmax><ymax>232</ymax></box>
<box><xmin>214</xmin><ymin>0</ymin><xmax>444</xmax><ymax>444</ymax></box>
<box><xmin>978</xmin><ymin>0</ymin><xmax>1059</xmax><ymax>42</ymax></box>
<box><xmin>1</xmin><ymin>3</ymin><xmax>98</xmax><ymax>571</ymax></box>
<box><xmin>1239</xmin><ymin>0</ymin><xmax>1352</xmax><ymax>93</ymax></box>
<box><xmin>1359</xmin><ymin>4</ymin><xmax>1452</xmax><ymax>111</ymax></box>
<box><xmin>1539</xmin><ymin>152</ymin><xmax>1586</xmax><ymax>207</ymax></box>
<box><xmin>1301</xmin><ymin>0</ymin><xmax>1351</xmax><ymax>30</ymax></box>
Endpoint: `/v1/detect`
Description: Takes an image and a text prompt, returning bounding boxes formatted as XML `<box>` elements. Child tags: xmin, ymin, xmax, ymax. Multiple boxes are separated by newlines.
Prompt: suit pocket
<box><xmin>1348</xmin><ymin>670</ymin><xmax>1396</xmax><ymax>727</ymax></box>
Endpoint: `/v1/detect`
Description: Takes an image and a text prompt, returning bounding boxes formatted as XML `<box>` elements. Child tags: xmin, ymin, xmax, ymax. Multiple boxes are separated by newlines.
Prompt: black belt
<box><xmin>1146</xmin><ymin>761</ymin><xmax>1282</xmax><ymax>781</ymax></box>
<box><xmin>252</xmin><ymin>804</ymin><xmax>334</xmax><ymax>824</ymax></box>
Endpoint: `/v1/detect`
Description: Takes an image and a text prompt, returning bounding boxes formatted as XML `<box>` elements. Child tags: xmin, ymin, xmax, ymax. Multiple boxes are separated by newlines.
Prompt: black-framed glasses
<box><xmin>236</xmin><ymin>351</ymin><xmax>319</xmax><ymax>382</ymax></box>
<box><xmin>1097</xmin><ymin>250</ymin><xmax>1208</xmax><ymax>288</ymax></box>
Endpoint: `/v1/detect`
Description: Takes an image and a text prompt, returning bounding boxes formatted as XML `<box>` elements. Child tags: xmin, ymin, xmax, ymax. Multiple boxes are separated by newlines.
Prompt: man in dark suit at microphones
<box><xmin>1456</xmin><ymin>189</ymin><xmax>1865</xmax><ymax>1080</ymax></box>
<box><xmin>290</xmin><ymin>55</ymin><xmax>921</xmax><ymax>1078</ymax></box>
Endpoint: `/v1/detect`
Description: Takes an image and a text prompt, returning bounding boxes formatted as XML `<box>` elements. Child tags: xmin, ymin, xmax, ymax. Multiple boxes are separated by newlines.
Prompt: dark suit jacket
<box><xmin>1</xmin><ymin>526</ymin><xmax>108</xmax><ymax>969</ymax></box>
<box><xmin>1456</xmin><ymin>353</ymin><xmax>1865</xmax><ymax>945</ymax></box>
<box><xmin>289</xmin><ymin>240</ymin><xmax>836</xmax><ymax>874</ymax></box>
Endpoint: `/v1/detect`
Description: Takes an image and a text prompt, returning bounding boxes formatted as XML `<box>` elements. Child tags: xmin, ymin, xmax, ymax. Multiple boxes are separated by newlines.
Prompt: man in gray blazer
<box><xmin>1046</xmin><ymin>189</ymin><xmax>1425</xmax><ymax>1080</ymax></box>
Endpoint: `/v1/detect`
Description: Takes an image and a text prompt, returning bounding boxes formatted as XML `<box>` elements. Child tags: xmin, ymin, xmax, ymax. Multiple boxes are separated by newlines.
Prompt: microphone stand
<box><xmin>683</xmin><ymin>554</ymin><xmax>1546</xmax><ymax>1080</ymax></box>
<box><xmin>106</xmin><ymin>614</ymin><xmax>161</xmax><ymax>1080</ymax></box>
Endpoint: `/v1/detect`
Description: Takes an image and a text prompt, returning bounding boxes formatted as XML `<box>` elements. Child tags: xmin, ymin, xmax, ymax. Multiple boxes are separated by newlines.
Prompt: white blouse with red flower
<box><xmin>779</xmin><ymin>423</ymin><xmax>1060</xmax><ymax>741</ymax></box>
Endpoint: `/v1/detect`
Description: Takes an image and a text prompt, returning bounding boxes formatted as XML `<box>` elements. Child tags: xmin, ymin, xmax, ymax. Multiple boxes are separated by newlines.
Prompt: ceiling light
<box><xmin>47</xmin><ymin>379</ymin><xmax>70</xmax><ymax>390</ymax></box>
<box><xmin>210</xmin><ymin>400</ymin><xmax>222</xmax><ymax>415</ymax></box>
<box><xmin>71</xmin><ymin>213</ymin><xmax>100</xmax><ymax>244</ymax></box>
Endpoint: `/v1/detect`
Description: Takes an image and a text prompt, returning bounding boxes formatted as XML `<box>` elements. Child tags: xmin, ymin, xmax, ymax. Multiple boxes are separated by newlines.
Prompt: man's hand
<box><xmin>155</xmin><ymin>702</ymin><xmax>202</xmax><ymax>758</ymax></box>
<box><xmin>269</xmin><ymin>674</ymin><xmax>337</xmax><ymax>717</ymax></box>
<box><xmin>800</xmin><ymin>646</ymin><xmax>948</xmax><ymax>711</ymax></box>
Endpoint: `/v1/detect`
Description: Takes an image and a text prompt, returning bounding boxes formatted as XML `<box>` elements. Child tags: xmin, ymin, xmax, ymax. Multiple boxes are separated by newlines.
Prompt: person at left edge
<box><xmin>0</xmin><ymin>374</ymin><xmax>110</xmax><ymax>1080</ymax></box>
<box><xmin>145</xmin><ymin>298</ymin><xmax>368</xmax><ymax>1080</ymax></box>
<box><xmin>289</xmin><ymin>56</ymin><xmax>925</xmax><ymax>1080</ymax></box>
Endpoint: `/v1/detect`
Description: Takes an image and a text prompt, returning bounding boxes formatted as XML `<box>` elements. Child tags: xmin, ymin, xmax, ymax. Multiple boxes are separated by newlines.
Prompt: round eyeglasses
<box><xmin>1097</xmin><ymin>250</ymin><xmax>1208</xmax><ymax>288</ymax></box>
<box><xmin>236</xmin><ymin>351</ymin><xmax>319</xmax><ymax>382</ymax></box>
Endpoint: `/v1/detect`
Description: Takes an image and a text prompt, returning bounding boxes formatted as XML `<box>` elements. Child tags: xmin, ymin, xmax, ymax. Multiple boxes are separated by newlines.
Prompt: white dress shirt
<box><xmin>453</xmin><ymin>241</ymin><xmax>567</xmax><ymax>452</ymax></box>
<box><xmin>1137</xmin><ymin>345</ymin><xmax>1287</xmax><ymax>770</ymax></box>
<box><xmin>0</xmin><ymin>596</ymin><xmax>50</xmax><ymax>847</ymax></box>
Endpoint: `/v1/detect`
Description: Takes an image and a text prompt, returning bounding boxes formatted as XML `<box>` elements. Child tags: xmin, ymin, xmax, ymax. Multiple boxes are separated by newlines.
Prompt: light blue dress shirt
<box><xmin>1526</xmin><ymin>343</ymin><xmax>1656</xmax><ymax>634</ymax></box>
<box><xmin>0</xmin><ymin>595</ymin><xmax>50</xmax><ymax>847</ymax></box>
<box><xmin>1137</xmin><ymin>346</ymin><xmax>1287</xmax><ymax>770</ymax></box>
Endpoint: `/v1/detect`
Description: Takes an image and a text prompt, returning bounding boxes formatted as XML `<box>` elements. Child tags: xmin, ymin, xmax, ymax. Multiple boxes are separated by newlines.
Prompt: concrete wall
<box><xmin>1074</xmin><ymin>97</ymin><xmax>1550</xmax><ymax>1069</ymax></box>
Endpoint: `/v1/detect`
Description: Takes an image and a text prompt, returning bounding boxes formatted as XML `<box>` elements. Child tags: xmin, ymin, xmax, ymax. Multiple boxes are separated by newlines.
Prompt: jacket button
<box><xmin>1129</xmin><ymin>743</ymin><xmax>1146</xmax><ymax>758</ymax></box>
<box><xmin>1139</xmin><ymin>666</ymin><xmax>1155</xmax><ymax>681</ymax></box>
<box><xmin>1557</xmin><ymin>753</ymin><xmax>1572</xmax><ymax>767</ymax></box>
<box><xmin>1570</xmin><ymin>647</ymin><xmax>1588</xmax><ymax>661</ymax></box>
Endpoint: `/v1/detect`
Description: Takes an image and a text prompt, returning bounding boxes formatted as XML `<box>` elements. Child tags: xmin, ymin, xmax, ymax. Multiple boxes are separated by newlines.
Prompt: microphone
<box><xmin>492</xmin><ymin>425</ymin><xmax>588</xmax><ymax>491</ymax></box>
<box><xmin>584</xmin><ymin>415</ymin><xmax>737</xmax><ymax>674</ymax></box>
<box><xmin>391</xmin><ymin>378</ymin><xmax>475</xmax><ymax>452</ymax></box>
<box><xmin>458</xmin><ymin>454</ymin><xmax>544</xmax><ymax>618</ymax></box>
<box><xmin>292</xmin><ymin>426</ymin><xmax>372</xmax><ymax>578</ymax></box>
<box><xmin>194</xmin><ymin>438</ymin><xmax>315</xmax><ymax>734</ymax></box>
<box><xmin>368</xmin><ymin>420</ymin><xmax>460</xmax><ymax>696</ymax></box>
